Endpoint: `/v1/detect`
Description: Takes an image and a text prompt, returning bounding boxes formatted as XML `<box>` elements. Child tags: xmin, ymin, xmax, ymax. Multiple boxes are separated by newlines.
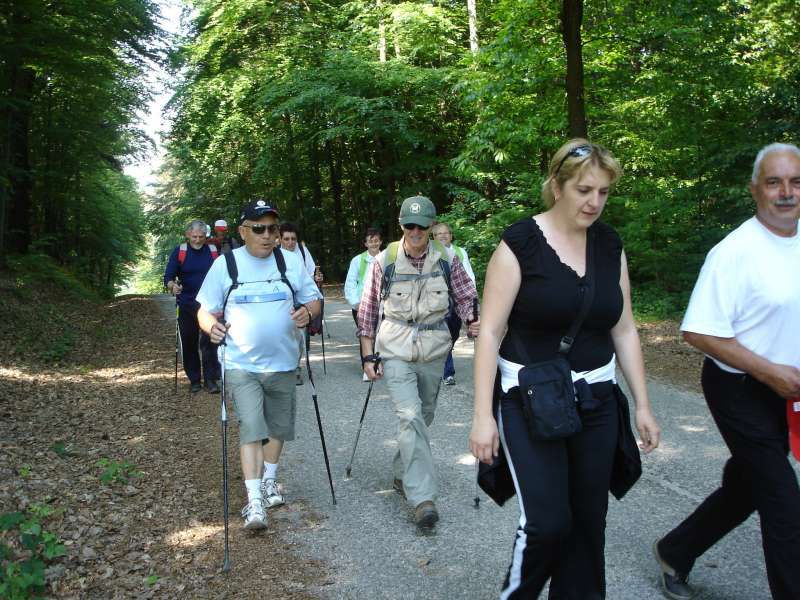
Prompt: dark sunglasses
<box><xmin>402</xmin><ymin>223</ymin><xmax>429</xmax><ymax>231</ymax></box>
<box><xmin>555</xmin><ymin>144</ymin><xmax>593</xmax><ymax>175</ymax></box>
<box><xmin>241</xmin><ymin>223</ymin><xmax>279</xmax><ymax>235</ymax></box>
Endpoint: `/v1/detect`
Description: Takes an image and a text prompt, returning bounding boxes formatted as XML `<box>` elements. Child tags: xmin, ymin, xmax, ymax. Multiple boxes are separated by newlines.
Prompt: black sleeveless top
<box><xmin>498</xmin><ymin>218</ymin><xmax>624</xmax><ymax>372</ymax></box>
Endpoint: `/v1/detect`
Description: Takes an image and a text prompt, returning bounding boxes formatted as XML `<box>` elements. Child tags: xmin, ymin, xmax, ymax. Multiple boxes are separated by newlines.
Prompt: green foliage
<box><xmin>151</xmin><ymin>0</ymin><xmax>798</xmax><ymax>312</ymax></box>
<box><xmin>49</xmin><ymin>442</ymin><xmax>72</xmax><ymax>458</ymax></box>
<box><xmin>1</xmin><ymin>0</ymin><xmax>161</xmax><ymax>293</ymax></box>
<box><xmin>0</xmin><ymin>504</ymin><xmax>66</xmax><ymax>599</ymax></box>
<box><xmin>96</xmin><ymin>458</ymin><xmax>142</xmax><ymax>485</ymax></box>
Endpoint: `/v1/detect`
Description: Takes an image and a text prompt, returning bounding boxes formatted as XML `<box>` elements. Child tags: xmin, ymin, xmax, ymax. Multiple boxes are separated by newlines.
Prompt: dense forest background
<box><xmin>2</xmin><ymin>0</ymin><xmax>798</xmax><ymax>314</ymax></box>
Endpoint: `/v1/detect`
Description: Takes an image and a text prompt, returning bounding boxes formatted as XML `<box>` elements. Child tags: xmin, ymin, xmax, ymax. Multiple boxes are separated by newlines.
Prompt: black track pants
<box><xmin>178</xmin><ymin>303</ymin><xmax>220</xmax><ymax>385</ymax></box>
<box><xmin>498</xmin><ymin>387</ymin><xmax>618</xmax><ymax>600</ymax></box>
<box><xmin>659</xmin><ymin>359</ymin><xmax>800</xmax><ymax>600</ymax></box>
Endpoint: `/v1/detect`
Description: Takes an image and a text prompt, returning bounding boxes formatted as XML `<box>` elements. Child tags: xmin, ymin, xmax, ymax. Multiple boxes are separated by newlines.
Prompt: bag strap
<box><xmin>558</xmin><ymin>228</ymin><xmax>596</xmax><ymax>355</ymax></box>
<box><xmin>273</xmin><ymin>247</ymin><xmax>300</xmax><ymax>308</ymax></box>
<box><xmin>511</xmin><ymin>228</ymin><xmax>596</xmax><ymax>363</ymax></box>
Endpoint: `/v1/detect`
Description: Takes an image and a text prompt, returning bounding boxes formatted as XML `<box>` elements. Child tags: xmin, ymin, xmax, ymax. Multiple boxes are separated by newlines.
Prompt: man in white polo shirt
<box><xmin>197</xmin><ymin>200</ymin><xmax>322</xmax><ymax>530</ymax></box>
<box><xmin>653</xmin><ymin>143</ymin><xmax>800</xmax><ymax>600</ymax></box>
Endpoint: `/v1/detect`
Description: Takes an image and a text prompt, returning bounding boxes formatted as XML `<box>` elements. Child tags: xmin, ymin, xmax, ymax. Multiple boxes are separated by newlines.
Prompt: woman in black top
<box><xmin>469</xmin><ymin>139</ymin><xmax>660</xmax><ymax>599</ymax></box>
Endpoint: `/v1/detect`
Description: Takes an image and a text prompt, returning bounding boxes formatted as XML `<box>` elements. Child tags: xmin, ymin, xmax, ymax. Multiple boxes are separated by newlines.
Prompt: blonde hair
<box><xmin>541</xmin><ymin>139</ymin><xmax>622</xmax><ymax>208</ymax></box>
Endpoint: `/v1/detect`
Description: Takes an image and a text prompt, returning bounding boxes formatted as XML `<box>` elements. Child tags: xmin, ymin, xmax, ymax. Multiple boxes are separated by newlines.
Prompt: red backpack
<box><xmin>178</xmin><ymin>242</ymin><xmax>218</xmax><ymax>265</ymax></box>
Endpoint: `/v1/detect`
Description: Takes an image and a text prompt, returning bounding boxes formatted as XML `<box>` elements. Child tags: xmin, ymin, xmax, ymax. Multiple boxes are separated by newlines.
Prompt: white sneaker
<box><xmin>362</xmin><ymin>372</ymin><xmax>370</xmax><ymax>382</ymax></box>
<box><xmin>241</xmin><ymin>499</ymin><xmax>267</xmax><ymax>530</ymax></box>
<box><xmin>260</xmin><ymin>478</ymin><xmax>285</xmax><ymax>508</ymax></box>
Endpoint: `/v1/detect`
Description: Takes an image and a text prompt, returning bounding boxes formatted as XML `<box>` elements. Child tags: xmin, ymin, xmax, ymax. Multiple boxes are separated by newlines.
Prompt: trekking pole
<box><xmin>320</xmin><ymin>314</ymin><xmax>327</xmax><ymax>374</ymax></box>
<box><xmin>173</xmin><ymin>277</ymin><xmax>181</xmax><ymax>395</ymax></box>
<box><xmin>468</xmin><ymin>297</ymin><xmax>480</xmax><ymax>510</ymax></box>
<box><xmin>217</xmin><ymin>317</ymin><xmax>231</xmax><ymax>571</ymax></box>
<box><xmin>174</xmin><ymin>305</ymin><xmax>179</xmax><ymax>394</ymax></box>
<box><xmin>300</xmin><ymin>306</ymin><xmax>337</xmax><ymax>505</ymax></box>
<box><xmin>345</xmin><ymin>354</ymin><xmax>381</xmax><ymax>478</ymax></box>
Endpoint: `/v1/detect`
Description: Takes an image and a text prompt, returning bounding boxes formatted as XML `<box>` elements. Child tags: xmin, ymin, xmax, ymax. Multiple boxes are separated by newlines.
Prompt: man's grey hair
<box><xmin>186</xmin><ymin>219</ymin><xmax>207</xmax><ymax>233</ymax></box>
<box><xmin>752</xmin><ymin>143</ymin><xmax>800</xmax><ymax>183</ymax></box>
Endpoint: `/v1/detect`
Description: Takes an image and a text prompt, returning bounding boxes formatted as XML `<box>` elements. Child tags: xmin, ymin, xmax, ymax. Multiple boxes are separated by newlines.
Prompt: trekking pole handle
<box><xmin>216</xmin><ymin>315</ymin><xmax>228</xmax><ymax>346</ymax></box>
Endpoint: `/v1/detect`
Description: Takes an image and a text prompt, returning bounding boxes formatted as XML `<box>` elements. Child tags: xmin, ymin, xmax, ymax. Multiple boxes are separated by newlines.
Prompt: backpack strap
<box><xmin>208</xmin><ymin>243</ymin><xmax>219</xmax><ymax>260</ymax></box>
<box><xmin>380</xmin><ymin>242</ymin><xmax>401</xmax><ymax>301</ymax></box>
<box><xmin>430</xmin><ymin>239</ymin><xmax>453</xmax><ymax>298</ymax></box>
<box><xmin>357</xmin><ymin>251</ymin><xmax>369</xmax><ymax>284</ymax></box>
<box><xmin>177</xmin><ymin>242</ymin><xmax>188</xmax><ymax>266</ymax></box>
<box><xmin>221</xmin><ymin>250</ymin><xmax>239</xmax><ymax>317</ymax></box>
<box><xmin>273</xmin><ymin>247</ymin><xmax>300</xmax><ymax>308</ymax></box>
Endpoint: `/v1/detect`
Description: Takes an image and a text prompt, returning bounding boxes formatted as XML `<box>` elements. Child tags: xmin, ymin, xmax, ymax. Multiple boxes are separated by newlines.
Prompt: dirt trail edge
<box><xmin>2</xmin><ymin>294</ymin><xmax>327</xmax><ymax>599</ymax></box>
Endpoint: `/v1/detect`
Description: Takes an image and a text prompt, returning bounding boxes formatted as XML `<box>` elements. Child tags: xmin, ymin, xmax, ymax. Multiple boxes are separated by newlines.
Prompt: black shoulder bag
<box><xmin>511</xmin><ymin>230</ymin><xmax>596</xmax><ymax>441</ymax></box>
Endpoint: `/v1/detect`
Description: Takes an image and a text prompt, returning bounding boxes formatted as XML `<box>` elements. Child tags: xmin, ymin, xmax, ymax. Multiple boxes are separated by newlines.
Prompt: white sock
<box><xmin>262</xmin><ymin>462</ymin><xmax>278</xmax><ymax>481</ymax></box>
<box><xmin>245</xmin><ymin>479</ymin><xmax>262</xmax><ymax>503</ymax></box>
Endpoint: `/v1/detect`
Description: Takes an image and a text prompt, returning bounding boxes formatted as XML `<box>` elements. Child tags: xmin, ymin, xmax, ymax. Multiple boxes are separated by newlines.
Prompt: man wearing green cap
<box><xmin>356</xmin><ymin>195</ymin><xmax>480</xmax><ymax>533</ymax></box>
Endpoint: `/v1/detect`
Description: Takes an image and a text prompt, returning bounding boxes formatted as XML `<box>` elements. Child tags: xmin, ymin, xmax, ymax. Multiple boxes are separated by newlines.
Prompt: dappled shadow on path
<box><xmin>1</xmin><ymin>294</ymin><xmax>329</xmax><ymax>598</ymax></box>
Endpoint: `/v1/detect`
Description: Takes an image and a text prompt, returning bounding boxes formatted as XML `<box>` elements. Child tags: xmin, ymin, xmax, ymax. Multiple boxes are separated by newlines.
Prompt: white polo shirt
<box><xmin>681</xmin><ymin>216</ymin><xmax>800</xmax><ymax>373</ymax></box>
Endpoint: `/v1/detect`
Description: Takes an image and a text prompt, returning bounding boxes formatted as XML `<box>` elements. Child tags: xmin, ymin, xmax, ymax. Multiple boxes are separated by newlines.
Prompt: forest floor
<box><xmin>1</xmin><ymin>278</ymin><xmax>704</xmax><ymax>598</ymax></box>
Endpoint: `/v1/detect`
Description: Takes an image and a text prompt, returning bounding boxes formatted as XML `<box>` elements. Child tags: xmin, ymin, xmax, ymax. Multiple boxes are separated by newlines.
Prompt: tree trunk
<box><xmin>560</xmin><ymin>0</ymin><xmax>587</xmax><ymax>138</ymax></box>
<box><xmin>377</xmin><ymin>0</ymin><xmax>387</xmax><ymax>62</ymax></box>
<box><xmin>325</xmin><ymin>139</ymin><xmax>344</xmax><ymax>274</ymax></box>
<box><xmin>6</xmin><ymin>63</ymin><xmax>36</xmax><ymax>254</ymax></box>
<box><xmin>283</xmin><ymin>114</ymin><xmax>305</xmax><ymax>225</ymax></box>
<box><xmin>467</xmin><ymin>0</ymin><xmax>479</xmax><ymax>56</ymax></box>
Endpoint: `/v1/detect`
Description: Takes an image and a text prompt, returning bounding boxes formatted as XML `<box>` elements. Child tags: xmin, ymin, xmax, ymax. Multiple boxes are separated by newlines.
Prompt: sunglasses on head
<box><xmin>555</xmin><ymin>144</ymin><xmax>593</xmax><ymax>175</ymax></box>
<box><xmin>241</xmin><ymin>223</ymin><xmax>279</xmax><ymax>235</ymax></box>
<box><xmin>402</xmin><ymin>223</ymin><xmax>429</xmax><ymax>231</ymax></box>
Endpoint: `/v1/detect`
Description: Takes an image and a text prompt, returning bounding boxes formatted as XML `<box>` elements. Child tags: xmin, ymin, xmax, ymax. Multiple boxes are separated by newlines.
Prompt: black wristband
<box><xmin>361</xmin><ymin>354</ymin><xmax>380</xmax><ymax>365</ymax></box>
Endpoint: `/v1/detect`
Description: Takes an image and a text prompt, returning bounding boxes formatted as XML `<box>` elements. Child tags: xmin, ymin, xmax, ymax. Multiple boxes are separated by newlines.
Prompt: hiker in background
<box><xmin>210</xmin><ymin>219</ymin><xmax>240</xmax><ymax>254</ymax></box>
<box><xmin>654</xmin><ymin>143</ymin><xmax>800</xmax><ymax>600</ymax></box>
<box><xmin>163</xmin><ymin>220</ymin><xmax>221</xmax><ymax>394</ymax></box>
<box><xmin>432</xmin><ymin>222</ymin><xmax>476</xmax><ymax>386</ymax></box>
<box><xmin>345</xmin><ymin>227</ymin><xmax>383</xmax><ymax>380</ymax></box>
<box><xmin>280</xmin><ymin>222</ymin><xmax>324</xmax><ymax>384</ymax></box>
<box><xmin>197</xmin><ymin>200</ymin><xmax>322</xmax><ymax>530</ymax></box>
<box><xmin>358</xmin><ymin>195</ymin><xmax>479</xmax><ymax>533</ymax></box>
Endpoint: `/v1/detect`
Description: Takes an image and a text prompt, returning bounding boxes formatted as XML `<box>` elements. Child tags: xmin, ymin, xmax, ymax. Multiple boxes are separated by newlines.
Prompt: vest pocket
<box><xmin>423</xmin><ymin>279</ymin><xmax>450</xmax><ymax>314</ymax></box>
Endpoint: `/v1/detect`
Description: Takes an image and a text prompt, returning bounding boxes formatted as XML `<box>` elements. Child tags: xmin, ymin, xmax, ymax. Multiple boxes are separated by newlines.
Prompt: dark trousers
<box><xmin>177</xmin><ymin>303</ymin><xmax>220</xmax><ymax>385</ymax></box>
<box><xmin>499</xmin><ymin>387</ymin><xmax>618</xmax><ymax>599</ymax></box>
<box><xmin>660</xmin><ymin>359</ymin><xmax>800</xmax><ymax>599</ymax></box>
<box><xmin>443</xmin><ymin>313</ymin><xmax>462</xmax><ymax>379</ymax></box>
<box><xmin>352</xmin><ymin>308</ymin><xmax>364</xmax><ymax>364</ymax></box>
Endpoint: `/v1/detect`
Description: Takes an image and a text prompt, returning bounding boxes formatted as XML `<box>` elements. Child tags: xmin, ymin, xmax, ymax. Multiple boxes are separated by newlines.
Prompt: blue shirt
<box><xmin>163</xmin><ymin>244</ymin><xmax>217</xmax><ymax>308</ymax></box>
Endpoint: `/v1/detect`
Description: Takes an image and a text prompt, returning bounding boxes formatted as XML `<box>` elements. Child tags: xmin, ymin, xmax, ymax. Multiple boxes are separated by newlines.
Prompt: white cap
<box><xmin>214</xmin><ymin>219</ymin><xmax>227</xmax><ymax>228</ymax></box>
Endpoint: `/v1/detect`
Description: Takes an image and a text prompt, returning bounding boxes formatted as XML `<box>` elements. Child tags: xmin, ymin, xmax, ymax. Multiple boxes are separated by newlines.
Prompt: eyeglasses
<box><xmin>555</xmin><ymin>144</ymin><xmax>592</xmax><ymax>175</ymax></box>
<box><xmin>402</xmin><ymin>223</ymin><xmax>429</xmax><ymax>231</ymax></box>
<box><xmin>241</xmin><ymin>223</ymin><xmax>279</xmax><ymax>235</ymax></box>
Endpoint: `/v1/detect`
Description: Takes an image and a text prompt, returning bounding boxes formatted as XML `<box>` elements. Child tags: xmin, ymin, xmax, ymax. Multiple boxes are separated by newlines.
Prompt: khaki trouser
<box><xmin>383</xmin><ymin>357</ymin><xmax>446</xmax><ymax>507</ymax></box>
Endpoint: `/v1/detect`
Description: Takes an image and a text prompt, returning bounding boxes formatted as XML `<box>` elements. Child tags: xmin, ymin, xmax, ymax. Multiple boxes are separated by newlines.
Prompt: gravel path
<box><xmin>160</xmin><ymin>294</ymin><xmax>786</xmax><ymax>599</ymax></box>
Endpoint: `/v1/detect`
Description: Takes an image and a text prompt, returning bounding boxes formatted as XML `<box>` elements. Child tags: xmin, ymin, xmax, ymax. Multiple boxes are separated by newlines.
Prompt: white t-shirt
<box><xmin>681</xmin><ymin>216</ymin><xmax>800</xmax><ymax>373</ymax></box>
<box><xmin>344</xmin><ymin>251</ymin><xmax>378</xmax><ymax>308</ymax></box>
<box><xmin>197</xmin><ymin>247</ymin><xmax>322</xmax><ymax>373</ymax></box>
<box><xmin>284</xmin><ymin>243</ymin><xmax>316</xmax><ymax>277</ymax></box>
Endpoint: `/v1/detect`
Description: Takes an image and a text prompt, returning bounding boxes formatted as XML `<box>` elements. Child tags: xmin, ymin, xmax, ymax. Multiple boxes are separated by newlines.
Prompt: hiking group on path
<box><xmin>163</xmin><ymin>140</ymin><xmax>800</xmax><ymax>600</ymax></box>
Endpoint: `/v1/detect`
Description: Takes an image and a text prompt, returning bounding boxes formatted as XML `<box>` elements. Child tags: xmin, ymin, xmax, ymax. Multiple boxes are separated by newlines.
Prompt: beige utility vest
<box><xmin>375</xmin><ymin>243</ymin><xmax>452</xmax><ymax>363</ymax></box>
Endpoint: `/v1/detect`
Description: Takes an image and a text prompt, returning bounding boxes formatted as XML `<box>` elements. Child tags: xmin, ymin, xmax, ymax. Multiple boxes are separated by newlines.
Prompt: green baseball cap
<box><xmin>398</xmin><ymin>195</ymin><xmax>437</xmax><ymax>228</ymax></box>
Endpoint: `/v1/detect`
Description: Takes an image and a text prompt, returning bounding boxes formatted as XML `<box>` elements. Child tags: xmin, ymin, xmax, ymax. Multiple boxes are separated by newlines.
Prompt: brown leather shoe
<box><xmin>393</xmin><ymin>478</ymin><xmax>405</xmax><ymax>499</ymax></box>
<box><xmin>414</xmin><ymin>501</ymin><xmax>439</xmax><ymax>531</ymax></box>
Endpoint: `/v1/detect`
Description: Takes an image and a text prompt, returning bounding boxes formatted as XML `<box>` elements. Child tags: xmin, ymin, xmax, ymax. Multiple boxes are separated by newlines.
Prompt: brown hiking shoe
<box><xmin>414</xmin><ymin>501</ymin><xmax>439</xmax><ymax>532</ymax></box>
